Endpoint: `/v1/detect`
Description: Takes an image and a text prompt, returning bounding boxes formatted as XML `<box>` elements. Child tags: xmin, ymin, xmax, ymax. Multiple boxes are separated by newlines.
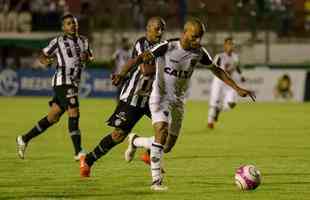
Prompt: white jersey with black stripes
<box><xmin>119</xmin><ymin>36</ymin><xmax>158</xmax><ymax>108</ymax></box>
<box><xmin>43</xmin><ymin>35</ymin><xmax>92</xmax><ymax>87</ymax></box>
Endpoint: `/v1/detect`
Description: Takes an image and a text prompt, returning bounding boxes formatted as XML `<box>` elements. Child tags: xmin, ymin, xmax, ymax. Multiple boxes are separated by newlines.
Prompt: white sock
<box><xmin>133</xmin><ymin>136</ymin><xmax>154</xmax><ymax>149</ymax></box>
<box><xmin>150</xmin><ymin>142</ymin><xmax>163</xmax><ymax>182</ymax></box>
<box><xmin>208</xmin><ymin>106</ymin><xmax>216</xmax><ymax>123</ymax></box>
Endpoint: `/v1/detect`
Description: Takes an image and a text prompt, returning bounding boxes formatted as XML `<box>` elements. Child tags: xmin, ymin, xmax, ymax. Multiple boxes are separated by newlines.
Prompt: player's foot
<box><xmin>140</xmin><ymin>151</ymin><xmax>151</xmax><ymax>165</ymax></box>
<box><xmin>207</xmin><ymin>122</ymin><xmax>214</xmax><ymax>129</ymax></box>
<box><xmin>124</xmin><ymin>133</ymin><xmax>138</xmax><ymax>162</ymax></box>
<box><xmin>16</xmin><ymin>136</ymin><xmax>27</xmax><ymax>159</ymax></box>
<box><xmin>80</xmin><ymin>155</ymin><xmax>91</xmax><ymax>177</ymax></box>
<box><xmin>141</xmin><ymin>151</ymin><xmax>166</xmax><ymax>173</ymax></box>
<box><xmin>74</xmin><ymin>149</ymin><xmax>86</xmax><ymax>161</ymax></box>
<box><xmin>150</xmin><ymin>179</ymin><xmax>168</xmax><ymax>191</ymax></box>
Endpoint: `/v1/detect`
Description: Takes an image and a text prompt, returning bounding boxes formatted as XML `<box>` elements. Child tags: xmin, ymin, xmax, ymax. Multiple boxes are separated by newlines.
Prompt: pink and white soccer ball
<box><xmin>235</xmin><ymin>165</ymin><xmax>261</xmax><ymax>190</ymax></box>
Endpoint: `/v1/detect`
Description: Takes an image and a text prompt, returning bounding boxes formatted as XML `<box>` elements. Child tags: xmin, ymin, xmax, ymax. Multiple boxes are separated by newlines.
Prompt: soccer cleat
<box><xmin>74</xmin><ymin>149</ymin><xmax>86</xmax><ymax>161</ymax></box>
<box><xmin>80</xmin><ymin>155</ymin><xmax>91</xmax><ymax>177</ymax></box>
<box><xmin>141</xmin><ymin>151</ymin><xmax>165</xmax><ymax>173</ymax></box>
<box><xmin>124</xmin><ymin>133</ymin><xmax>138</xmax><ymax>162</ymax></box>
<box><xmin>207</xmin><ymin>122</ymin><xmax>214</xmax><ymax>129</ymax></box>
<box><xmin>16</xmin><ymin>136</ymin><xmax>27</xmax><ymax>159</ymax></box>
<box><xmin>140</xmin><ymin>151</ymin><xmax>151</xmax><ymax>165</ymax></box>
<box><xmin>150</xmin><ymin>179</ymin><xmax>168</xmax><ymax>191</ymax></box>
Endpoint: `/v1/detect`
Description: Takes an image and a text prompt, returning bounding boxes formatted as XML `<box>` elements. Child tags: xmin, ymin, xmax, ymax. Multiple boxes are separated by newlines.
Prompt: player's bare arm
<box><xmin>236</xmin><ymin>65</ymin><xmax>246</xmax><ymax>82</ymax></box>
<box><xmin>80</xmin><ymin>51</ymin><xmax>94</xmax><ymax>63</ymax></box>
<box><xmin>210</xmin><ymin>64</ymin><xmax>256</xmax><ymax>101</ymax></box>
<box><xmin>112</xmin><ymin>51</ymin><xmax>154</xmax><ymax>86</ymax></box>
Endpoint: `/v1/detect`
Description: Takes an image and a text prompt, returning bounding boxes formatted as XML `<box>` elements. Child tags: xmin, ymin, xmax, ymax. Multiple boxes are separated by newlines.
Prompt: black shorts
<box><xmin>107</xmin><ymin>101</ymin><xmax>151</xmax><ymax>133</ymax></box>
<box><xmin>49</xmin><ymin>85</ymin><xmax>79</xmax><ymax>111</ymax></box>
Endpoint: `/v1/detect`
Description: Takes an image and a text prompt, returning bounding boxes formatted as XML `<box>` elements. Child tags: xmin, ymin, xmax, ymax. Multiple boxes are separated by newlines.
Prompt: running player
<box><xmin>16</xmin><ymin>14</ymin><xmax>93</xmax><ymax>160</ymax></box>
<box><xmin>207</xmin><ymin>37</ymin><xmax>246</xmax><ymax>129</ymax></box>
<box><xmin>79</xmin><ymin>17</ymin><xmax>166</xmax><ymax>177</ymax></box>
<box><xmin>114</xmin><ymin>18</ymin><xmax>255</xmax><ymax>191</ymax></box>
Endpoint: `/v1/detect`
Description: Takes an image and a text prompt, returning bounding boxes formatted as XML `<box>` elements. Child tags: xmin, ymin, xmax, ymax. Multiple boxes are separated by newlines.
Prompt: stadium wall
<box><xmin>190</xmin><ymin>69</ymin><xmax>307</xmax><ymax>102</ymax></box>
<box><xmin>0</xmin><ymin>68</ymin><xmax>308</xmax><ymax>102</ymax></box>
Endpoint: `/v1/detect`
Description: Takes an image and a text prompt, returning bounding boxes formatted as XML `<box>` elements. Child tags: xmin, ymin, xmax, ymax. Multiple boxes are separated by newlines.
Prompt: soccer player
<box><xmin>207</xmin><ymin>37</ymin><xmax>246</xmax><ymax>129</ymax></box>
<box><xmin>16</xmin><ymin>14</ymin><xmax>93</xmax><ymax>160</ymax></box>
<box><xmin>112</xmin><ymin>18</ymin><xmax>255</xmax><ymax>191</ymax></box>
<box><xmin>79</xmin><ymin>17</ymin><xmax>166</xmax><ymax>177</ymax></box>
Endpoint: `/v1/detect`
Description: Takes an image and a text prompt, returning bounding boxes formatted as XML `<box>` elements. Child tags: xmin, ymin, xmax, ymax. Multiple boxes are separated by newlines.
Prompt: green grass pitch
<box><xmin>0</xmin><ymin>97</ymin><xmax>310</xmax><ymax>200</ymax></box>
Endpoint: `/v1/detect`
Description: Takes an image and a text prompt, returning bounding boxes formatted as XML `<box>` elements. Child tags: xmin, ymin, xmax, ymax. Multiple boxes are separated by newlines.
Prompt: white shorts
<box><xmin>149</xmin><ymin>98</ymin><xmax>184</xmax><ymax>136</ymax></box>
<box><xmin>209</xmin><ymin>77</ymin><xmax>237</xmax><ymax>108</ymax></box>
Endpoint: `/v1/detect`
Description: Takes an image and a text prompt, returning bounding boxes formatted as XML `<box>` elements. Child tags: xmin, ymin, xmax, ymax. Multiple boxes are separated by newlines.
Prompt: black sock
<box><xmin>86</xmin><ymin>134</ymin><xmax>116</xmax><ymax>166</ymax></box>
<box><xmin>69</xmin><ymin>117</ymin><xmax>82</xmax><ymax>155</ymax></box>
<box><xmin>22</xmin><ymin>116</ymin><xmax>52</xmax><ymax>143</ymax></box>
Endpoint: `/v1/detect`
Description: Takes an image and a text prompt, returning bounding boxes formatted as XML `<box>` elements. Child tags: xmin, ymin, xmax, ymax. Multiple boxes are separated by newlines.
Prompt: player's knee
<box><xmin>68</xmin><ymin>107</ymin><xmax>79</xmax><ymax>117</ymax></box>
<box><xmin>111</xmin><ymin>129</ymin><xmax>126</xmax><ymax>143</ymax></box>
<box><xmin>48</xmin><ymin>113</ymin><xmax>62</xmax><ymax>124</ymax></box>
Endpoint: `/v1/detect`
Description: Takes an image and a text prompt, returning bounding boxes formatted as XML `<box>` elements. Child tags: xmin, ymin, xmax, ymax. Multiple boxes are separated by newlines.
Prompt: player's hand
<box><xmin>40</xmin><ymin>57</ymin><xmax>54</xmax><ymax>66</ymax></box>
<box><xmin>80</xmin><ymin>52</ymin><xmax>89</xmax><ymax>62</ymax></box>
<box><xmin>141</xmin><ymin>51</ymin><xmax>153</xmax><ymax>63</ymax></box>
<box><xmin>111</xmin><ymin>74</ymin><xmax>124</xmax><ymax>86</ymax></box>
<box><xmin>237</xmin><ymin>87</ymin><xmax>256</xmax><ymax>102</ymax></box>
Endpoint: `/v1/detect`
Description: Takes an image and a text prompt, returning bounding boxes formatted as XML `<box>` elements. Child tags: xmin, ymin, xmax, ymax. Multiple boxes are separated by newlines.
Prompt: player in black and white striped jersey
<box><xmin>16</xmin><ymin>14</ymin><xmax>93</xmax><ymax>161</ymax></box>
<box><xmin>79</xmin><ymin>17</ymin><xmax>166</xmax><ymax>177</ymax></box>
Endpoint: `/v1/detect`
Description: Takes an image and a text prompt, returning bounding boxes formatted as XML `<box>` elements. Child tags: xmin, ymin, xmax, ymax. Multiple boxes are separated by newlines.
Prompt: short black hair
<box><xmin>224</xmin><ymin>37</ymin><xmax>233</xmax><ymax>43</ymax></box>
<box><xmin>61</xmin><ymin>14</ymin><xmax>75</xmax><ymax>22</ymax></box>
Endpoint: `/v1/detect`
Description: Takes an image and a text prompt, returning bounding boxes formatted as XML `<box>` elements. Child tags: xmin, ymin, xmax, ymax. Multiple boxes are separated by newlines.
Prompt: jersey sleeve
<box><xmin>213</xmin><ymin>54</ymin><xmax>221</xmax><ymax>66</ymax></box>
<box><xmin>42</xmin><ymin>37</ymin><xmax>58</xmax><ymax>56</ymax></box>
<box><xmin>83</xmin><ymin>38</ymin><xmax>94</xmax><ymax>59</ymax></box>
<box><xmin>149</xmin><ymin>41</ymin><xmax>169</xmax><ymax>58</ymax></box>
<box><xmin>199</xmin><ymin>47</ymin><xmax>213</xmax><ymax>66</ymax></box>
<box><xmin>131</xmin><ymin>40</ymin><xmax>143</xmax><ymax>58</ymax></box>
<box><xmin>234</xmin><ymin>54</ymin><xmax>240</xmax><ymax>66</ymax></box>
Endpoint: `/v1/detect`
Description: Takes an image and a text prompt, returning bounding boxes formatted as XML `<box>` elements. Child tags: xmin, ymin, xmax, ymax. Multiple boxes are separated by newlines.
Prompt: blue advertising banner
<box><xmin>0</xmin><ymin>68</ymin><xmax>117</xmax><ymax>97</ymax></box>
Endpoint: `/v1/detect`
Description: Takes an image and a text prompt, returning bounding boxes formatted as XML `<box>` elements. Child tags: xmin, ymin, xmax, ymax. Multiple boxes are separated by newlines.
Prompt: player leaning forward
<box><xmin>118</xmin><ymin>18</ymin><xmax>255</xmax><ymax>191</ymax></box>
<box><xmin>16</xmin><ymin>14</ymin><xmax>93</xmax><ymax>160</ymax></box>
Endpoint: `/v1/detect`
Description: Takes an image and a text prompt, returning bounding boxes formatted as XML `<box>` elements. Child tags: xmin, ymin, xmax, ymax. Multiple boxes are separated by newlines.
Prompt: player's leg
<box><xmin>124</xmin><ymin>132</ymin><xmax>154</xmax><ymax>162</ymax></box>
<box><xmin>148</xmin><ymin>101</ymin><xmax>170</xmax><ymax>190</ymax></box>
<box><xmin>208</xmin><ymin>78</ymin><xmax>222</xmax><ymax>128</ymax></box>
<box><xmin>125</xmin><ymin>106</ymin><xmax>154</xmax><ymax>162</ymax></box>
<box><xmin>223</xmin><ymin>87</ymin><xmax>237</xmax><ymax>111</ymax></box>
<box><xmin>150</xmin><ymin>121</ymin><xmax>168</xmax><ymax>190</ymax></box>
<box><xmin>80</xmin><ymin>101</ymin><xmax>144</xmax><ymax>177</ymax></box>
<box><xmin>163</xmin><ymin>104</ymin><xmax>183</xmax><ymax>153</ymax></box>
<box><xmin>57</xmin><ymin>85</ymin><xmax>85</xmax><ymax>160</ymax></box>
<box><xmin>67</xmin><ymin>106</ymin><xmax>84</xmax><ymax>160</ymax></box>
<box><xmin>16</xmin><ymin>102</ymin><xmax>64</xmax><ymax>159</ymax></box>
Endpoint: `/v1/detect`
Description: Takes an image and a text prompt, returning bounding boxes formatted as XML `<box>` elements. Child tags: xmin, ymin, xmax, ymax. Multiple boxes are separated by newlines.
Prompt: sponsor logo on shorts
<box><xmin>115</xmin><ymin>119</ymin><xmax>122</xmax><ymax>126</ymax></box>
<box><xmin>70</xmin><ymin>97</ymin><xmax>76</xmax><ymax>104</ymax></box>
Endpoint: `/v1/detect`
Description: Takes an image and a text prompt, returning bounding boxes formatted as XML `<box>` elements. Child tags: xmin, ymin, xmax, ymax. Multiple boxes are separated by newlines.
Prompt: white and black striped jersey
<box><xmin>213</xmin><ymin>52</ymin><xmax>239</xmax><ymax>76</ymax></box>
<box><xmin>119</xmin><ymin>36</ymin><xmax>158</xmax><ymax>108</ymax></box>
<box><xmin>43</xmin><ymin>34</ymin><xmax>93</xmax><ymax>87</ymax></box>
<box><xmin>149</xmin><ymin>39</ymin><xmax>213</xmax><ymax>103</ymax></box>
